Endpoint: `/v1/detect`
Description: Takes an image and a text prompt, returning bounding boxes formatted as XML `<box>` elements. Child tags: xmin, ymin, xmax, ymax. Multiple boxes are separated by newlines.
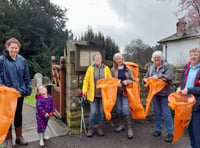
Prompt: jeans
<box><xmin>152</xmin><ymin>95</ymin><xmax>173</xmax><ymax>134</ymax></box>
<box><xmin>89</xmin><ymin>97</ymin><xmax>104</xmax><ymax>126</ymax></box>
<box><xmin>188</xmin><ymin>111</ymin><xmax>200</xmax><ymax>148</ymax></box>
<box><xmin>116</xmin><ymin>93</ymin><xmax>130</xmax><ymax>116</ymax></box>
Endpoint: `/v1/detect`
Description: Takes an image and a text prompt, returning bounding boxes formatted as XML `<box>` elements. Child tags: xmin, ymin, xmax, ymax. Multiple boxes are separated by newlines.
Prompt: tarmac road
<box><xmin>1</xmin><ymin>104</ymin><xmax>190</xmax><ymax>148</ymax></box>
<box><xmin>14</xmin><ymin>119</ymin><xmax>190</xmax><ymax>148</ymax></box>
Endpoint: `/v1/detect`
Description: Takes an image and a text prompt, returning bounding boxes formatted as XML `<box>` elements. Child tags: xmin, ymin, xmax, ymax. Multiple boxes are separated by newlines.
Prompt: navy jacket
<box><xmin>180</xmin><ymin>61</ymin><xmax>200</xmax><ymax>112</ymax></box>
<box><xmin>0</xmin><ymin>50</ymin><xmax>32</xmax><ymax>96</ymax></box>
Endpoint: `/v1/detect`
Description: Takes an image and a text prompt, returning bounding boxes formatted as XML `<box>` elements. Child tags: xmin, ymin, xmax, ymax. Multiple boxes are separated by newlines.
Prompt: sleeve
<box><xmin>126</xmin><ymin>67</ymin><xmax>133</xmax><ymax>84</ymax></box>
<box><xmin>23</xmin><ymin>59</ymin><xmax>32</xmax><ymax>96</ymax></box>
<box><xmin>36</xmin><ymin>97</ymin><xmax>46</xmax><ymax>117</ymax></box>
<box><xmin>157</xmin><ymin>64</ymin><xmax>174</xmax><ymax>81</ymax></box>
<box><xmin>82</xmin><ymin>66</ymin><xmax>91</xmax><ymax>93</ymax></box>
<box><xmin>188</xmin><ymin>86</ymin><xmax>200</xmax><ymax>95</ymax></box>
<box><xmin>0</xmin><ymin>56</ymin><xmax>4</xmax><ymax>84</ymax></box>
<box><xmin>105</xmin><ymin>66</ymin><xmax>112</xmax><ymax>78</ymax></box>
<box><xmin>50</xmin><ymin>96</ymin><xmax>56</xmax><ymax>112</ymax></box>
<box><xmin>143</xmin><ymin>67</ymin><xmax>151</xmax><ymax>80</ymax></box>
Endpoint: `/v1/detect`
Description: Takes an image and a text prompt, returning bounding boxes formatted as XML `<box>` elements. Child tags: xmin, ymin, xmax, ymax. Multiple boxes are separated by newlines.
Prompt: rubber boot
<box><xmin>15</xmin><ymin>127</ymin><xmax>28</xmax><ymax>145</ymax></box>
<box><xmin>43</xmin><ymin>131</ymin><xmax>50</xmax><ymax>140</ymax></box>
<box><xmin>97</xmin><ymin>124</ymin><xmax>104</xmax><ymax>136</ymax></box>
<box><xmin>115</xmin><ymin>114</ymin><xmax>125</xmax><ymax>133</ymax></box>
<box><xmin>5</xmin><ymin>130</ymin><xmax>13</xmax><ymax>148</ymax></box>
<box><xmin>39</xmin><ymin>133</ymin><xmax>45</xmax><ymax>147</ymax></box>
<box><xmin>126</xmin><ymin>115</ymin><xmax>133</xmax><ymax>139</ymax></box>
<box><xmin>86</xmin><ymin>126</ymin><xmax>94</xmax><ymax>137</ymax></box>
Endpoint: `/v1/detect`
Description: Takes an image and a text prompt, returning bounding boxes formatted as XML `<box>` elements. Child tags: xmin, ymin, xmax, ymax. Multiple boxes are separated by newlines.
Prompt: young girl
<box><xmin>36</xmin><ymin>85</ymin><xmax>55</xmax><ymax>147</ymax></box>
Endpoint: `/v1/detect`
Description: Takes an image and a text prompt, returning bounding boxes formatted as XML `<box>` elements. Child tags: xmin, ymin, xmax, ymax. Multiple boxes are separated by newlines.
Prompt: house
<box><xmin>158</xmin><ymin>21</ymin><xmax>200</xmax><ymax>66</ymax></box>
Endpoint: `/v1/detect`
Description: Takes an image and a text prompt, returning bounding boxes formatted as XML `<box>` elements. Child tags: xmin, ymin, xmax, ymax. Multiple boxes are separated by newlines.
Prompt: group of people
<box><xmin>82</xmin><ymin>48</ymin><xmax>200</xmax><ymax>148</ymax></box>
<box><xmin>1</xmin><ymin>37</ymin><xmax>200</xmax><ymax>148</ymax></box>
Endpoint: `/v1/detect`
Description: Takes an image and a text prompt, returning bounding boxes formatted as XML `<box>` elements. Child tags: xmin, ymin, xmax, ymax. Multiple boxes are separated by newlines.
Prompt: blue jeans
<box><xmin>188</xmin><ymin>111</ymin><xmax>200</xmax><ymax>148</ymax></box>
<box><xmin>116</xmin><ymin>94</ymin><xmax>130</xmax><ymax>116</ymax></box>
<box><xmin>152</xmin><ymin>95</ymin><xmax>173</xmax><ymax>134</ymax></box>
<box><xmin>89</xmin><ymin>97</ymin><xmax>104</xmax><ymax>126</ymax></box>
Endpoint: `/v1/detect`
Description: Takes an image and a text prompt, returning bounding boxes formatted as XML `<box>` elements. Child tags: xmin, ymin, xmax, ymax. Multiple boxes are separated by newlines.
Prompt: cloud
<box><xmin>51</xmin><ymin>0</ymin><xmax>179</xmax><ymax>49</ymax></box>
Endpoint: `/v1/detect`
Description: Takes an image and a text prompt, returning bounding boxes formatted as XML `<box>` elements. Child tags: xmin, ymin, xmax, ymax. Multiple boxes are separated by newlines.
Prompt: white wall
<box><xmin>162</xmin><ymin>38</ymin><xmax>200</xmax><ymax>66</ymax></box>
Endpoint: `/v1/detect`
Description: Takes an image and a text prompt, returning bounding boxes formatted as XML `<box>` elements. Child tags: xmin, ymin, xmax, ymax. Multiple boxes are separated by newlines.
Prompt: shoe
<box><xmin>165</xmin><ymin>133</ymin><xmax>173</xmax><ymax>143</ymax></box>
<box><xmin>86</xmin><ymin>126</ymin><xmax>93</xmax><ymax>137</ymax></box>
<box><xmin>39</xmin><ymin>133</ymin><xmax>45</xmax><ymax>147</ymax></box>
<box><xmin>97</xmin><ymin>124</ymin><xmax>104</xmax><ymax>136</ymax></box>
<box><xmin>153</xmin><ymin>131</ymin><xmax>161</xmax><ymax>137</ymax></box>
<box><xmin>15</xmin><ymin>136</ymin><xmax>28</xmax><ymax>145</ymax></box>
<box><xmin>115</xmin><ymin>124</ymin><xmax>125</xmax><ymax>133</ymax></box>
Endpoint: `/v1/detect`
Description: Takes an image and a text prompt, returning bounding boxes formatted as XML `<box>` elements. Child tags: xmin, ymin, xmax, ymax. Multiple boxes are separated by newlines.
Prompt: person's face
<box><xmin>7</xmin><ymin>43</ymin><xmax>20</xmax><ymax>59</ymax></box>
<box><xmin>115</xmin><ymin>56</ymin><xmax>123</xmax><ymax>66</ymax></box>
<box><xmin>190</xmin><ymin>51</ymin><xmax>200</xmax><ymax>66</ymax></box>
<box><xmin>38</xmin><ymin>85</ymin><xmax>47</xmax><ymax>96</ymax></box>
<box><xmin>153</xmin><ymin>56</ymin><xmax>162</xmax><ymax>66</ymax></box>
<box><xmin>93</xmin><ymin>54</ymin><xmax>102</xmax><ymax>66</ymax></box>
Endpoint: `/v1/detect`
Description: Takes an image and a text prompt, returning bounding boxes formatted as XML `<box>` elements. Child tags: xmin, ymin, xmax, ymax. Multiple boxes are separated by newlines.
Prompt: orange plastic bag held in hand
<box><xmin>168</xmin><ymin>92</ymin><xmax>196</xmax><ymax>143</ymax></box>
<box><xmin>125</xmin><ymin>62</ymin><xmax>139</xmax><ymax>82</ymax></box>
<box><xmin>96</xmin><ymin>78</ymin><xmax>120</xmax><ymax>120</ymax></box>
<box><xmin>0</xmin><ymin>86</ymin><xmax>20</xmax><ymax>144</ymax></box>
<box><xmin>144</xmin><ymin>78</ymin><xmax>167</xmax><ymax>117</ymax></box>
<box><xmin>125</xmin><ymin>81</ymin><xmax>145</xmax><ymax>119</ymax></box>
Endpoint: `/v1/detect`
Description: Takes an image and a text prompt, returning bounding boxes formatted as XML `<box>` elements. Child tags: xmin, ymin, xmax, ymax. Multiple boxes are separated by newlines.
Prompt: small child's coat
<box><xmin>36</xmin><ymin>94</ymin><xmax>55</xmax><ymax>133</ymax></box>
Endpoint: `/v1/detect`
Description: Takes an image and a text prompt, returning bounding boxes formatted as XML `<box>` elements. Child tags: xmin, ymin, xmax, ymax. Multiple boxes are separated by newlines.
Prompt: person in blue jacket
<box><xmin>0</xmin><ymin>38</ymin><xmax>32</xmax><ymax>148</ymax></box>
<box><xmin>176</xmin><ymin>47</ymin><xmax>200</xmax><ymax>148</ymax></box>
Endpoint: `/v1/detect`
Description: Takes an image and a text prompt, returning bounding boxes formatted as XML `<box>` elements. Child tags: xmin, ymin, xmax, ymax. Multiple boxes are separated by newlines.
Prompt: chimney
<box><xmin>176</xmin><ymin>21</ymin><xmax>186</xmax><ymax>37</ymax></box>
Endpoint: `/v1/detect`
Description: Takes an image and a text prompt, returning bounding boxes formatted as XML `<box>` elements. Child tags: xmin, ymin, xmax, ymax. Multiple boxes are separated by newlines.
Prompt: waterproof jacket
<box><xmin>0</xmin><ymin>50</ymin><xmax>32</xmax><ymax>96</ymax></box>
<box><xmin>82</xmin><ymin>64</ymin><xmax>112</xmax><ymax>102</ymax></box>
<box><xmin>180</xmin><ymin>61</ymin><xmax>200</xmax><ymax>111</ymax></box>
<box><xmin>144</xmin><ymin>61</ymin><xmax>174</xmax><ymax>96</ymax></box>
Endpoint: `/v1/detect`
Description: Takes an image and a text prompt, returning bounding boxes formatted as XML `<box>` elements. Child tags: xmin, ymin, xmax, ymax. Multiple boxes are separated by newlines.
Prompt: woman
<box><xmin>111</xmin><ymin>53</ymin><xmax>134</xmax><ymax>139</ymax></box>
<box><xmin>82</xmin><ymin>52</ymin><xmax>112</xmax><ymax>137</ymax></box>
<box><xmin>176</xmin><ymin>48</ymin><xmax>200</xmax><ymax>148</ymax></box>
<box><xmin>143</xmin><ymin>50</ymin><xmax>174</xmax><ymax>143</ymax></box>
<box><xmin>0</xmin><ymin>38</ymin><xmax>32</xmax><ymax>148</ymax></box>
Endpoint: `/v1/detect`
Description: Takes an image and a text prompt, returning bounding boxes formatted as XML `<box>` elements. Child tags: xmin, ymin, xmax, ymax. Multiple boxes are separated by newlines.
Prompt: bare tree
<box><xmin>123</xmin><ymin>39</ymin><xmax>154</xmax><ymax>66</ymax></box>
<box><xmin>176</xmin><ymin>0</ymin><xmax>200</xmax><ymax>27</ymax></box>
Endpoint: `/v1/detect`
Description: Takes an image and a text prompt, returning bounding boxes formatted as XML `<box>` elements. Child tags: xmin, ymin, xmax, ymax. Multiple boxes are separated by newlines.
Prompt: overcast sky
<box><xmin>51</xmin><ymin>0</ymin><xmax>179</xmax><ymax>50</ymax></box>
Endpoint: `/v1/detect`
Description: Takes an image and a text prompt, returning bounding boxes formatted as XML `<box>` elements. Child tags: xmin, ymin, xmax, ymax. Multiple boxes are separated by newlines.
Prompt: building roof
<box><xmin>158</xmin><ymin>26</ymin><xmax>200</xmax><ymax>43</ymax></box>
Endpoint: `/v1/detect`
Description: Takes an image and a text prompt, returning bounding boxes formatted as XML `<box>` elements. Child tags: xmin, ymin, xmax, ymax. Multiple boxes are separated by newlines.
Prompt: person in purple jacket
<box><xmin>36</xmin><ymin>85</ymin><xmax>55</xmax><ymax>147</ymax></box>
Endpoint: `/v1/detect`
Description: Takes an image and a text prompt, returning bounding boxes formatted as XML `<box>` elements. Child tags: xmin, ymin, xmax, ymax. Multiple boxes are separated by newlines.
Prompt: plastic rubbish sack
<box><xmin>96</xmin><ymin>78</ymin><xmax>120</xmax><ymax>120</ymax></box>
<box><xmin>144</xmin><ymin>78</ymin><xmax>167</xmax><ymax>116</ymax></box>
<box><xmin>168</xmin><ymin>92</ymin><xmax>196</xmax><ymax>143</ymax></box>
<box><xmin>125</xmin><ymin>81</ymin><xmax>145</xmax><ymax>119</ymax></box>
<box><xmin>125</xmin><ymin>62</ymin><xmax>139</xmax><ymax>82</ymax></box>
<box><xmin>0</xmin><ymin>86</ymin><xmax>20</xmax><ymax>144</ymax></box>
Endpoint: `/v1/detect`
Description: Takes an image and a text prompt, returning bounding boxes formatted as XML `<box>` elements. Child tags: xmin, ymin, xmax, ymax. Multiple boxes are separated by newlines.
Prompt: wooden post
<box><xmin>60</xmin><ymin>56</ymin><xmax>66</xmax><ymax>117</ymax></box>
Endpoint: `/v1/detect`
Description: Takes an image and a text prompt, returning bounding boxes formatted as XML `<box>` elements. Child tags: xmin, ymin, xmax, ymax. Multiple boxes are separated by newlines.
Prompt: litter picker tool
<box><xmin>79</xmin><ymin>91</ymin><xmax>87</xmax><ymax>140</ymax></box>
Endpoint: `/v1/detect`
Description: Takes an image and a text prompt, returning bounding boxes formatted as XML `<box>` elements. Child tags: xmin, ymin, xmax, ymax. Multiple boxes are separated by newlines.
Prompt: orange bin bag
<box><xmin>125</xmin><ymin>81</ymin><xmax>145</xmax><ymax>119</ymax></box>
<box><xmin>0</xmin><ymin>86</ymin><xmax>20</xmax><ymax>144</ymax></box>
<box><xmin>144</xmin><ymin>78</ymin><xmax>167</xmax><ymax>117</ymax></box>
<box><xmin>125</xmin><ymin>62</ymin><xmax>139</xmax><ymax>82</ymax></box>
<box><xmin>96</xmin><ymin>78</ymin><xmax>120</xmax><ymax>120</ymax></box>
<box><xmin>168</xmin><ymin>92</ymin><xmax>196</xmax><ymax>143</ymax></box>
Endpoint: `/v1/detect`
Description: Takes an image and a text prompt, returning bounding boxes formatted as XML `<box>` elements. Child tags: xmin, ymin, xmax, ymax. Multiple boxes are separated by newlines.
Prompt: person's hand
<box><xmin>181</xmin><ymin>88</ymin><xmax>188</xmax><ymax>95</ymax></box>
<box><xmin>176</xmin><ymin>87</ymin><xmax>181</xmax><ymax>93</ymax></box>
<box><xmin>44</xmin><ymin>113</ymin><xmax>49</xmax><ymax>118</ymax></box>
<box><xmin>151</xmin><ymin>75</ymin><xmax>159</xmax><ymax>79</ymax></box>
<box><xmin>122</xmin><ymin>80</ymin><xmax>128</xmax><ymax>85</ymax></box>
<box><xmin>117</xmin><ymin>82</ymin><xmax>122</xmax><ymax>87</ymax></box>
<box><xmin>143</xmin><ymin>78</ymin><xmax>147</xmax><ymax>83</ymax></box>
